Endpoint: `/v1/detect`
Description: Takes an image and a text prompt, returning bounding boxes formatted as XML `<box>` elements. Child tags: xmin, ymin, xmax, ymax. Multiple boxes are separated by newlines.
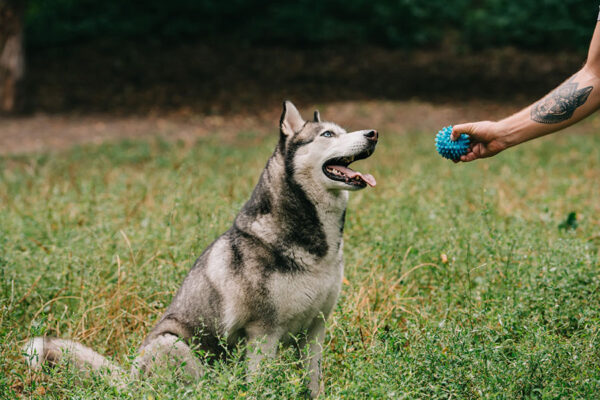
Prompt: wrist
<box><xmin>494</xmin><ymin>119</ymin><xmax>524</xmax><ymax>150</ymax></box>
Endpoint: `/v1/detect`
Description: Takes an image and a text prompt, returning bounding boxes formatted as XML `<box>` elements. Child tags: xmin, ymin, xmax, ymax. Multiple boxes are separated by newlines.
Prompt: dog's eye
<box><xmin>321</xmin><ymin>131</ymin><xmax>334</xmax><ymax>138</ymax></box>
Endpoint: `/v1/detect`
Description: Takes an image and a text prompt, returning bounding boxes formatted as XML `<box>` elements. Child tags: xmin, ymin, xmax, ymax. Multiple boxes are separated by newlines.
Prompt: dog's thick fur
<box><xmin>23</xmin><ymin>101</ymin><xmax>378</xmax><ymax>397</ymax></box>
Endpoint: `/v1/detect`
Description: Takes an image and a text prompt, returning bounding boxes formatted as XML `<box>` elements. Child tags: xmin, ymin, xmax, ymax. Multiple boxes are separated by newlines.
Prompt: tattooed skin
<box><xmin>530</xmin><ymin>77</ymin><xmax>593</xmax><ymax>124</ymax></box>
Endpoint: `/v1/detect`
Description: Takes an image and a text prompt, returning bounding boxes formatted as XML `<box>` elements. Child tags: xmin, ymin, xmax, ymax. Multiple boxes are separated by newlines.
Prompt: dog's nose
<box><xmin>364</xmin><ymin>130</ymin><xmax>378</xmax><ymax>141</ymax></box>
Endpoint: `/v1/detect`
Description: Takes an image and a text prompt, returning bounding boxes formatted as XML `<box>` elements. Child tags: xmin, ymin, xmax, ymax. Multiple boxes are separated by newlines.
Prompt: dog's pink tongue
<box><xmin>333</xmin><ymin>166</ymin><xmax>377</xmax><ymax>187</ymax></box>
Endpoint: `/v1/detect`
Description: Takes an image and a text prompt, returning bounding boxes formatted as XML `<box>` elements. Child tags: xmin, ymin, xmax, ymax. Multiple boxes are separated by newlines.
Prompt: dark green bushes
<box><xmin>25</xmin><ymin>0</ymin><xmax>596</xmax><ymax>51</ymax></box>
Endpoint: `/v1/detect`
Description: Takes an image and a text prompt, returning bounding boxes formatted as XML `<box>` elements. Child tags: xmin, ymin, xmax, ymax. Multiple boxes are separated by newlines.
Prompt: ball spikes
<box><xmin>435</xmin><ymin>125</ymin><xmax>470</xmax><ymax>161</ymax></box>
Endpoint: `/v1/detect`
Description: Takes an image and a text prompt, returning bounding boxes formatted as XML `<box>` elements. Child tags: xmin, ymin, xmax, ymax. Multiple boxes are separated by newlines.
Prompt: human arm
<box><xmin>451</xmin><ymin>21</ymin><xmax>600</xmax><ymax>162</ymax></box>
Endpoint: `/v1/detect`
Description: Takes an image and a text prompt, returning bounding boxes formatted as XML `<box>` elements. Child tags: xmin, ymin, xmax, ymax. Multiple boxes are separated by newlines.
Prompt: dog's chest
<box><xmin>268</xmin><ymin>249</ymin><xmax>343</xmax><ymax>334</ymax></box>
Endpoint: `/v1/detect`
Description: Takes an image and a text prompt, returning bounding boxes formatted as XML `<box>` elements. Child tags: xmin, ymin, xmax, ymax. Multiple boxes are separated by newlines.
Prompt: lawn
<box><xmin>1</xmin><ymin>121</ymin><xmax>599</xmax><ymax>399</ymax></box>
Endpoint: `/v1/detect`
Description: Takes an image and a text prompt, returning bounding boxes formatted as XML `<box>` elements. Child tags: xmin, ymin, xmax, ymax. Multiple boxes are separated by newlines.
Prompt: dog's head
<box><xmin>278</xmin><ymin>101</ymin><xmax>378</xmax><ymax>191</ymax></box>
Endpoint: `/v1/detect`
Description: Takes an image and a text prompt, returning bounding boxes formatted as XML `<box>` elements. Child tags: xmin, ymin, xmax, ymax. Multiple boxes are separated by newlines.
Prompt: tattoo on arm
<box><xmin>530</xmin><ymin>77</ymin><xmax>593</xmax><ymax>124</ymax></box>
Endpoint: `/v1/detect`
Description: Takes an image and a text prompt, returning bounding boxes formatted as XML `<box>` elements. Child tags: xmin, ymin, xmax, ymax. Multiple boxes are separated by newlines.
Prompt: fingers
<box><xmin>471</xmin><ymin>142</ymin><xmax>490</xmax><ymax>159</ymax></box>
<box><xmin>457</xmin><ymin>143</ymin><xmax>485</xmax><ymax>163</ymax></box>
<box><xmin>460</xmin><ymin>152</ymin><xmax>478</xmax><ymax>162</ymax></box>
<box><xmin>457</xmin><ymin>150</ymin><xmax>476</xmax><ymax>162</ymax></box>
<box><xmin>448</xmin><ymin>121</ymin><xmax>501</xmax><ymax>162</ymax></box>
<box><xmin>451</xmin><ymin>123</ymin><xmax>473</xmax><ymax>141</ymax></box>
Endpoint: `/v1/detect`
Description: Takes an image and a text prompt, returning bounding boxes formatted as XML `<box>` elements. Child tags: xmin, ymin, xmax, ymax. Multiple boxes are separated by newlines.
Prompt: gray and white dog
<box><xmin>24</xmin><ymin>101</ymin><xmax>378</xmax><ymax>397</ymax></box>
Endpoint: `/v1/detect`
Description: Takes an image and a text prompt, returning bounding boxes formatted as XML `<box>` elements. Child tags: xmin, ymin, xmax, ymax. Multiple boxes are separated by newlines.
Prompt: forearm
<box><xmin>450</xmin><ymin>22</ymin><xmax>600</xmax><ymax>162</ymax></box>
<box><xmin>495</xmin><ymin>20</ymin><xmax>600</xmax><ymax>149</ymax></box>
<box><xmin>496</xmin><ymin>66</ymin><xmax>600</xmax><ymax>149</ymax></box>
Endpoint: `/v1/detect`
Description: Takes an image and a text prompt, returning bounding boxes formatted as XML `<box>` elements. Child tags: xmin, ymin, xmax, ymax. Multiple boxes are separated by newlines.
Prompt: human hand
<box><xmin>450</xmin><ymin>121</ymin><xmax>510</xmax><ymax>162</ymax></box>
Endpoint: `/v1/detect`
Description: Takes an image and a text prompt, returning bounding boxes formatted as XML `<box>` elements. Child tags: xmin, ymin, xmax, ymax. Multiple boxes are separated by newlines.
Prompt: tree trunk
<box><xmin>0</xmin><ymin>0</ymin><xmax>25</xmax><ymax>114</ymax></box>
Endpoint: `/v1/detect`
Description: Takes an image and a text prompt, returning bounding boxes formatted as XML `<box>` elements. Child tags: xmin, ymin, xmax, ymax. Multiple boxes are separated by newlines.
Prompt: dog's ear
<box><xmin>280</xmin><ymin>100</ymin><xmax>305</xmax><ymax>136</ymax></box>
<box><xmin>313</xmin><ymin>110</ymin><xmax>321</xmax><ymax>123</ymax></box>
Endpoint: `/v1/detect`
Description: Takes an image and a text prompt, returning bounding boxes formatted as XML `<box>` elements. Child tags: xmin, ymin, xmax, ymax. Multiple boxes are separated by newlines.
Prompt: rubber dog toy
<box><xmin>435</xmin><ymin>125</ymin><xmax>470</xmax><ymax>161</ymax></box>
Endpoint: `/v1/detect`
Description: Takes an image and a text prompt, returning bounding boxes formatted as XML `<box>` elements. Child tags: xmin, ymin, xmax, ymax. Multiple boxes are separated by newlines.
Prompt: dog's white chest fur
<box><xmin>270</xmin><ymin>197</ymin><xmax>347</xmax><ymax>335</ymax></box>
<box><xmin>268</xmin><ymin>245</ymin><xmax>344</xmax><ymax>338</ymax></box>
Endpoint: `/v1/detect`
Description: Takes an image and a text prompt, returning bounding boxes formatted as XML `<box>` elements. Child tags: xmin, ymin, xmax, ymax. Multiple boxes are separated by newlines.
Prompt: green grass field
<box><xmin>1</xmin><ymin>125</ymin><xmax>599</xmax><ymax>399</ymax></box>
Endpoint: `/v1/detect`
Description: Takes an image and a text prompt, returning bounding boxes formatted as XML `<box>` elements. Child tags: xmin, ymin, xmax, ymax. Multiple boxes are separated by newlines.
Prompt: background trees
<box><xmin>0</xmin><ymin>0</ymin><xmax>26</xmax><ymax>113</ymax></box>
<box><xmin>0</xmin><ymin>0</ymin><xmax>595</xmax><ymax>114</ymax></box>
<box><xmin>24</xmin><ymin>0</ymin><xmax>593</xmax><ymax>50</ymax></box>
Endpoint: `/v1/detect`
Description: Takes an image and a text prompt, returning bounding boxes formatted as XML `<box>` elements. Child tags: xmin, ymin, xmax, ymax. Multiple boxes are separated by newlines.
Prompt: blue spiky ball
<box><xmin>435</xmin><ymin>125</ymin><xmax>470</xmax><ymax>161</ymax></box>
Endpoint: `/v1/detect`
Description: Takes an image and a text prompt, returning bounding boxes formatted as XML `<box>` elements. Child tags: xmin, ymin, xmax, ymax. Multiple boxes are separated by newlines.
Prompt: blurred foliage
<box><xmin>25</xmin><ymin>0</ymin><xmax>596</xmax><ymax>50</ymax></box>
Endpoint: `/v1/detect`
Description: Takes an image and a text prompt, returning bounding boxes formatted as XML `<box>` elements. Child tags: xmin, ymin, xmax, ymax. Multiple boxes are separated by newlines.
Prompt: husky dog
<box><xmin>24</xmin><ymin>101</ymin><xmax>378</xmax><ymax>397</ymax></box>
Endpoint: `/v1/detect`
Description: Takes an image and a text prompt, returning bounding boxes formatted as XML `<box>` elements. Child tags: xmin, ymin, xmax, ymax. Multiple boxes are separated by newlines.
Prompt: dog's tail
<box><xmin>23</xmin><ymin>337</ymin><xmax>126</xmax><ymax>385</ymax></box>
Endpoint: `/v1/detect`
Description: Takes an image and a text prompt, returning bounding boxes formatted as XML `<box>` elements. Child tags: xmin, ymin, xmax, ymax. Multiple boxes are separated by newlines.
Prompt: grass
<box><xmin>1</xmin><ymin>123</ymin><xmax>599</xmax><ymax>399</ymax></box>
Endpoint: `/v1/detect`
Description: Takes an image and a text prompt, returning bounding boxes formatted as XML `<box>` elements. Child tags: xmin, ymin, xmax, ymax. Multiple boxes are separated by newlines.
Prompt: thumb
<box><xmin>451</xmin><ymin>123</ymin><xmax>475</xmax><ymax>141</ymax></box>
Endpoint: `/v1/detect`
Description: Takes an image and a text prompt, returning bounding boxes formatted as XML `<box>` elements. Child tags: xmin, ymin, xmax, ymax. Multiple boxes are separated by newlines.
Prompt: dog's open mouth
<box><xmin>322</xmin><ymin>149</ymin><xmax>376</xmax><ymax>188</ymax></box>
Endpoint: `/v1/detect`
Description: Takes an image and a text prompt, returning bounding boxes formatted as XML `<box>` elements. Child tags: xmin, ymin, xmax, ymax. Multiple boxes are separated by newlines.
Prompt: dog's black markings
<box><xmin>277</xmin><ymin>104</ymin><xmax>328</xmax><ymax>258</ymax></box>
<box><xmin>226</xmin><ymin>227</ymin><xmax>279</xmax><ymax>326</ymax></box>
<box><xmin>242</xmin><ymin>165</ymin><xmax>273</xmax><ymax>218</ymax></box>
<box><xmin>339</xmin><ymin>209</ymin><xmax>346</xmax><ymax>234</ymax></box>
<box><xmin>282</xmin><ymin>161</ymin><xmax>327</xmax><ymax>256</ymax></box>
<box><xmin>230</xmin><ymin>224</ymin><xmax>304</xmax><ymax>273</ymax></box>
<box><xmin>233</xmin><ymin>151</ymin><xmax>314</xmax><ymax>273</ymax></box>
<box><xmin>531</xmin><ymin>77</ymin><xmax>593</xmax><ymax>124</ymax></box>
<box><xmin>281</xmin><ymin>139</ymin><xmax>328</xmax><ymax>258</ymax></box>
<box><xmin>336</xmin><ymin>209</ymin><xmax>347</xmax><ymax>250</ymax></box>
<box><xmin>228</xmin><ymin>227</ymin><xmax>247</xmax><ymax>272</ymax></box>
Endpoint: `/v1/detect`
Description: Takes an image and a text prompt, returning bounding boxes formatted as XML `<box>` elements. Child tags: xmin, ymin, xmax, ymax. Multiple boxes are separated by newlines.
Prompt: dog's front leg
<box><xmin>303</xmin><ymin>318</ymin><xmax>326</xmax><ymax>398</ymax></box>
<box><xmin>245</xmin><ymin>323</ymin><xmax>282</xmax><ymax>374</ymax></box>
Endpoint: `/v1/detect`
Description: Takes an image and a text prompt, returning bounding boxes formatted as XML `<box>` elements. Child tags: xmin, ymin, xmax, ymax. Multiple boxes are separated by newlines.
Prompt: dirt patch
<box><xmin>0</xmin><ymin>100</ymin><xmax>528</xmax><ymax>155</ymax></box>
<box><xmin>3</xmin><ymin>98</ymin><xmax>600</xmax><ymax>155</ymax></box>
